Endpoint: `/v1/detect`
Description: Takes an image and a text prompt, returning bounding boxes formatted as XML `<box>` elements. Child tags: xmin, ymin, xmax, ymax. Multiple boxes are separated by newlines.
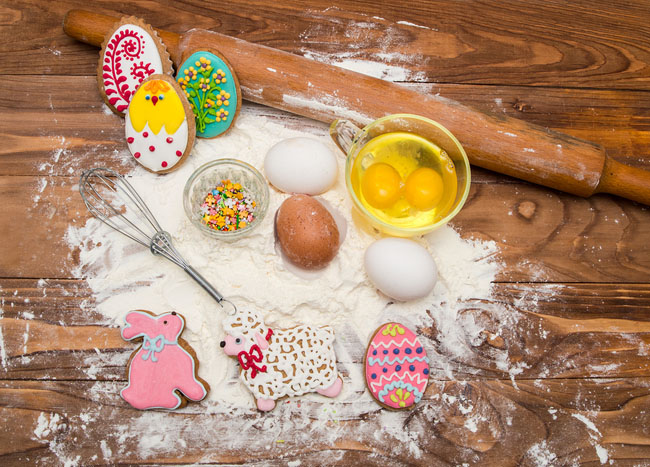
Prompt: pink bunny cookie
<box><xmin>121</xmin><ymin>310</ymin><xmax>209</xmax><ymax>410</ymax></box>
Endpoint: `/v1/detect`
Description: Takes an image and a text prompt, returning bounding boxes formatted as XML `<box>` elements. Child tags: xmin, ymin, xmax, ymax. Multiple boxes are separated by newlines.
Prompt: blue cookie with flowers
<box><xmin>176</xmin><ymin>49</ymin><xmax>241</xmax><ymax>138</ymax></box>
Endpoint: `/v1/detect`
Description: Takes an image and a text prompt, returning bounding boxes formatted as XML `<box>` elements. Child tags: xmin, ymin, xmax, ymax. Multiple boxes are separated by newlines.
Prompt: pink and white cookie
<box><xmin>220</xmin><ymin>308</ymin><xmax>343</xmax><ymax>411</ymax></box>
<box><xmin>121</xmin><ymin>310</ymin><xmax>209</xmax><ymax>410</ymax></box>
<box><xmin>365</xmin><ymin>322</ymin><xmax>430</xmax><ymax>410</ymax></box>
<box><xmin>98</xmin><ymin>17</ymin><xmax>173</xmax><ymax>116</ymax></box>
<box><xmin>125</xmin><ymin>74</ymin><xmax>195</xmax><ymax>173</ymax></box>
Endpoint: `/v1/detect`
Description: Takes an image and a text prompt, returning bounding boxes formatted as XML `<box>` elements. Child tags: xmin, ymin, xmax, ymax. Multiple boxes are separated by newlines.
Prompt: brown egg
<box><xmin>275</xmin><ymin>195</ymin><xmax>340</xmax><ymax>270</ymax></box>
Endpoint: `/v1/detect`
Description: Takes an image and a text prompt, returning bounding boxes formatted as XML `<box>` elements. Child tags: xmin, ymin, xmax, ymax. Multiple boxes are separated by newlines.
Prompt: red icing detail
<box><xmin>134</xmin><ymin>152</ymin><xmax>141</xmax><ymax>158</ymax></box>
<box><xmin>176</xmin><ymin>150</ymin><xmax>182</xmax><ymax>157</ymax></box>
<box><xmin>143</xmin><ymin>132</ymin><xmax>149</xmax><ymax>137</ymax></box>
<box><xmin>237</xmin><ymin>345</ymin><xmax>267</xmax><ymax>379</ymax></box>
<box><xmin>127</xmin><ymin>137</ymin><xmax>134</xmax><ymax>144</ymax></box>
<box><xmin>161</xmin><ymin>161</ymin><xmax>168</xmax><ymax>168</ymax></box>
<box><xmin>166</xmin><ymin>137</ymin><xmax>173</xmax><ymax>144</ymax></box>
<box><xmin>266</xmin><ymin>328</ymin><xmax>274</xmax><ymax>342</ymax></box>
<box><xmin>103</xmin><ymin>28</ymin><xmax>157</xmax><ymax>110</ymax></box>
<box><xmin>149</xmin><ymin>145</ymin><xmax>155</xmax><ymax>152</ymax></box>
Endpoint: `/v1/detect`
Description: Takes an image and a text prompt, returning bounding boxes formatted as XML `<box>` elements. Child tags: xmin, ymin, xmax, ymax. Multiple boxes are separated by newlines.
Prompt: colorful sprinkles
<box><xmin>200</xmin><ymin>179</ymin><xmax>256</xmax><ymax>231</ymax></box>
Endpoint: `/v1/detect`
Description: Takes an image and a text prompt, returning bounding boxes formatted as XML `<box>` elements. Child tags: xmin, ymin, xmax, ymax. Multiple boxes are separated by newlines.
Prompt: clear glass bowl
<box><xmin>183</xmin><ymin>159</ymin><xmax>270</xmax><ymax>240</ymax></box>
<box><xmin>331</xmin><ymin>114</ymin><xmax>471</xmax><ymax>237</ymax></box>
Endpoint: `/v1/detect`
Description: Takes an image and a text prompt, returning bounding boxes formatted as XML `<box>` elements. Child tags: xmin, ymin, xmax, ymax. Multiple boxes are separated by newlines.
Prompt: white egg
<box><xmin>264</xmin><ymin>137</ymin><xmax>338</xmax><ymax>195</ymax></box>
<box><xmin>364</xmin><ymin>238</ymin><xmax>438</xmax><ymax>301</ymax></box>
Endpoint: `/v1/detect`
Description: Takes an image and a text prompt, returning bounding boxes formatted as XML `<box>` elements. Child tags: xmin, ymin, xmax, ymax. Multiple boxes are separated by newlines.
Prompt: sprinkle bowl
<box><xmin>183</xmin><ymin>159</ymin><xmax>269</xmax><ymax>240</ymax></box>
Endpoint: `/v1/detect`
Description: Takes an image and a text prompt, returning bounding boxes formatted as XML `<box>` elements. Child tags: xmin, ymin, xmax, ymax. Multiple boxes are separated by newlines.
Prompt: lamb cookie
<box><xmin>121</xmin><ymin>310</ymin><xmax>209</xmax><ymax>410</ymax></box>
<box><xmin>125</xmin><ymin>74</ymin><xmax>195</xmax><ymax>173</ymax></box>
<box><xmin>220</xmin><ymin>309</ymin><xmax>343</xmax><ymax>411</ymax></box>
<box><xmin>98</xmin><ymin>16</ymin><xmax>173</xmax><ymax>116</ymax></box>
<box><xmin>176</xmin><ymin>48</ymin><xmax>241</xmax><ymax>138</ymax></box>
<box><xmin>365</xmin><ymin>322</ymin><xmax>430</xmax><ymax>410</ymax></box>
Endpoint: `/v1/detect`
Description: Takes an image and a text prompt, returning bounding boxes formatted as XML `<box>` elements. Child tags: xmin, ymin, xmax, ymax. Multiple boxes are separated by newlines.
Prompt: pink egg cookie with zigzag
<box><xmin>365</xmin><ymin>322</ymin><xmax>430</xmax><ymax>410</ymax></box>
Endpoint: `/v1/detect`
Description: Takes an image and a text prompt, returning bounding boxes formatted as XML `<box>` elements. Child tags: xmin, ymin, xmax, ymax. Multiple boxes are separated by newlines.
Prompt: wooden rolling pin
<box><xmin>64</xmin><ymin>9</ymin><xmax>650</xmax><ymax>205</ymax></box>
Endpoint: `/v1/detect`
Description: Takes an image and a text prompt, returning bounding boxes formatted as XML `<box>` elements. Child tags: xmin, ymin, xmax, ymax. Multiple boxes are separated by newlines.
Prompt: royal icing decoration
<box><xmin>365</xmin><ymin>323</ymin><xmax>430</xmax><ymax>410</ymax></box>
<box><xmin>100</xmin><ymin>22</ymin><xmax>167</xmax><ymax>114</ymax></box>
<box><xmin>125</xmin><ymin>75</ymin><xmax>194</xmax><ymax>173</ymax></box>
<box><xmin>176</xmin><ymin>50</ymin><xmax>239</xmax><ymax>138</ymax></box>
<box><xmin>221</xmin><ymin>309</ymin><xmax>342</xmax><ymax>411</ymax></box>
<box><xmin>121</xmin><ymin>310</ymin><xmax>208</xmax><ymax>410</ymax></box>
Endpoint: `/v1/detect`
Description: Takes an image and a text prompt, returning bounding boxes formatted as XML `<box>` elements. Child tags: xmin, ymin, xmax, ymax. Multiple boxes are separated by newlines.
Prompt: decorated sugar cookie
<box><xmin>365</xmin><ymin>322</ymin><xmax>430</xmax><ymax>410</ymax></box>
<box><xmin>220</xmin><ymin>309</ymin><xmax>343</xmax><ymax>411</ymax></box>
<box><xmin>121</xmin><ymin>310</ymin><xmax>209</xmax><ymax>410</ymax></box>
<box><xmin>125</xmin><ymin>74</ymin><xmax>195</xmax><ymax>173</ymax></box>
<box><xmin>98</xmin><ymin>17</ymin><xmax>172</xmax><ymax>116</ymax></box>
<box><xmin>176</xmin><ymin>48</ymin><xmax>241</xmax><ymax>138</ymax></box>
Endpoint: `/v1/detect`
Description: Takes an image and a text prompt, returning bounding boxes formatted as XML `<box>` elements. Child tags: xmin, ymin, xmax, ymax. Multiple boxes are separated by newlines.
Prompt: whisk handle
<box><xmin>184</xmin><ymin>265</ymin><xmax>225</xmax><ymax>303</ymax></box>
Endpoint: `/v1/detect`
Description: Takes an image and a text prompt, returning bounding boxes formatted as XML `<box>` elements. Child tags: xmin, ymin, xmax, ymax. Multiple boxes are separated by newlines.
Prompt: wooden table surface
<box><xmin>2</xmin><ymin>0</ymin><xmax>650</xmax><ymax>465</ymax></box>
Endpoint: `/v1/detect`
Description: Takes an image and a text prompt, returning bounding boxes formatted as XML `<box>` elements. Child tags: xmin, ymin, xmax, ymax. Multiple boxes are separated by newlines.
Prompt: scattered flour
<box><xmin>594</xmin><ymin>444</ymin><xmax>610</xmax><ymax>464</ymax></box>
<box><xmin>64</xmin><ymin>106</ymin><xmax>507</xmax><ymax>459</ymax></box>
<box><xmin>34</xmin><ymin>412</ymin><xmax>63</xmax><ymax>439</ymax></box>
<box><xmin>572</xmin><ymin>412</ymin><xmax>600</xmax><ymax>437</ymax></box>
<box><xmin>396</xmin><ymin>20</ymin><xmax>436</xmax><ymax>31</ymax></box>
<box><xmin>301</xmin><ymin>50</ymin><xmax>427</xmax><ymax>82</ymax></box>
<box><xmin>526</xmin><ymin>440</ymin><xmax>558</xmax><ymax>466</ymax></box>
<box><xmin>0</xmin><ymin>307</ymin><xmax>6</xmax><ymax>368</ymax></box>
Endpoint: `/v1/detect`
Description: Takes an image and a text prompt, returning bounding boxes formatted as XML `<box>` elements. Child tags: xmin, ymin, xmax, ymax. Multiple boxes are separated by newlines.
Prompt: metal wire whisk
<box><xmin>79</xmin><ymin>167</ymin><xmax>236</xmax><ymax>313</ymax></box>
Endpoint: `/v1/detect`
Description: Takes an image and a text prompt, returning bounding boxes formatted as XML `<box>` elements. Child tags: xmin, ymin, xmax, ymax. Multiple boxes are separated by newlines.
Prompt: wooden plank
<box><xmin>2</xmin><ymin>76</ymin><xmax>649</xmax><ymax>181</ymax></box>
<box><xmin>2</xmin><ymin>280</ymin><xmax>650</xmax><ymax>381</ymax></box>
<box><xmin>0</xmin><ymin>378</ymin><xmax>649</xmax><ymax>465</ymax></box>
<box><xmin>407</xmin><ymin>83</ymin><xmax>650</xmax><ymax>172</ymax></box>
<box><xmin>1</xmin><ymin>176</ymin><xmax>648</xmax><ymax>282</ymax></box>
<box><xmin>3</xmin><ymin>1</ymin><xmax>650</xmax><ymax>90</ymax></box>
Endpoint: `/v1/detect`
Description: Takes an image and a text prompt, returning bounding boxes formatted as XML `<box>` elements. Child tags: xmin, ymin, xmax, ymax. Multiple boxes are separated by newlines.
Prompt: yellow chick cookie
<box><xmin>125</xmin><ymin>74</ymin><xmax>195</xmax><ymax>173</ymax></box>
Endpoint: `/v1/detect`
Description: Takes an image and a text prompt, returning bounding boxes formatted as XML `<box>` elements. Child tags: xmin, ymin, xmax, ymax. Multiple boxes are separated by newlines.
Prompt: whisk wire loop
<box><xmin>79</xmin><ymin>167</ymin><xmax>230</xmax><ymax>308</ymax></box>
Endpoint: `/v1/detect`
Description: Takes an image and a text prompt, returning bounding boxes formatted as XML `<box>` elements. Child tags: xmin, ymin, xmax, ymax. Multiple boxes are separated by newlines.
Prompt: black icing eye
<box><xmin>163</xmin><ymin>320</ymin><xmax>168</xmax><ymax>325</ymax></box>
<box><xmin>235</xmin><ymin>338</ymin><xmax>241</xmax><ymax>344</ymax></box>
<box><xmin>171</xmin><ymin>311</ymin><xmax>177</xmax><ymax>316</ymax></box>
<box><xmin>159</xmin><ymin>94</ymin><xmax>164</xmax><ymax>100</ymax></box>
<box><xmin>145</xmin><ymin>94</ymin><xmax>151</xmax><ymax>100</ymax></box>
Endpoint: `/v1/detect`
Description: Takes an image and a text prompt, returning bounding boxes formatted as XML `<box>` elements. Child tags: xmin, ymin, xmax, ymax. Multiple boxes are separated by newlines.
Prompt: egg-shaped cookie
<box><xmin>98</xmin><ymin>17</ymin><xmax>172</xmax><ymax>116</ymax></box>
<box><xmin>365</xmin><ymin>323</ymin><xmax>430</xmax><ymax>410</ymax></box>
<box><xmin>125</xmin><ymin>74</ymin><xmax>195</xmax><ymax>174</ymax></box>
<box><xmin>176</xmin><ymin>48</ymin><xmax>241</xmax><ymax>138</ymax></box>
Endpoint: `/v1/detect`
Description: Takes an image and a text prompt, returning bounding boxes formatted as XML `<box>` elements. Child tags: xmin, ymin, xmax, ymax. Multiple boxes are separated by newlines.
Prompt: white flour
<box><xmin>62</xmin><ymin>106</ymin><xmax>502</xmax><ymax>458</ymax></box>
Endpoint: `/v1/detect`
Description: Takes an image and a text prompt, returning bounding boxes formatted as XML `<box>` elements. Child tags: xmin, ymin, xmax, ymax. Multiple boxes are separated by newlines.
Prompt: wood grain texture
<box><xmin>2</xmin><ymin>0</ymin><xmax>650</xmax><ymax>465</ymax></box>
<box><xmin>1</xmin><ymin>378</ymin><xmax>649</xmax><ymax>465</ymax></box>
<box><xmin>3</xmin><ymin>0</ymin><xmax>650</xmax><ymax>90</ymax></box>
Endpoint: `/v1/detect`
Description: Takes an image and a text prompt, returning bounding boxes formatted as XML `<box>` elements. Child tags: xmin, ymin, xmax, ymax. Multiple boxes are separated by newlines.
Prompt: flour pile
<box><xmin>67</xmin><ymin>107</ymin><xmax>501</xmax><ymax>413</ymax></box>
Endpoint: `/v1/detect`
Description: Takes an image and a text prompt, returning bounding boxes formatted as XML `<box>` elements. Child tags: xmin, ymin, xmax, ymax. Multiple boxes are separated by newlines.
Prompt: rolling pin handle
<box><xmin>595</xmin><ymin>157</ymin><xmax>650</xmax><ymax>205</ymax></box>
<box><xmin>330</xmin><ymin>119</ymin><xmax>362</xmax><ymax>156</ymax></box>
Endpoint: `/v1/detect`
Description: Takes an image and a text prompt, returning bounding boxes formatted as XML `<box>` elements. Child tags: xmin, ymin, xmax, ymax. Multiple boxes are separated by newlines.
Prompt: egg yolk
<box><xmin>361</xmin><ymin>162</ymin><xmax>402</xmax><ymax>209</ymax></box>
<box><xmin>404</xmin><ymin>167</ymin><xmax>444</xmax><ymax>211</ymax></box>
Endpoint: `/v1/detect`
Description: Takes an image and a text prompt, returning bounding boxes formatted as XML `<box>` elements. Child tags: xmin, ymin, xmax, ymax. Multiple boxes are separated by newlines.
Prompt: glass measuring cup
<box><xmin>330</xmin><ymin>114</ymin><xmax>471</xmax><ymax>237</ymax></box>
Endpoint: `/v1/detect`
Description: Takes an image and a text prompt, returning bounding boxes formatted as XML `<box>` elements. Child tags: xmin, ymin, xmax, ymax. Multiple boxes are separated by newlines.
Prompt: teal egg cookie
<box><xmin>176</xmin><ymin>49</ymin><xmax>240</xmax><ymax>138</ymax></box>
